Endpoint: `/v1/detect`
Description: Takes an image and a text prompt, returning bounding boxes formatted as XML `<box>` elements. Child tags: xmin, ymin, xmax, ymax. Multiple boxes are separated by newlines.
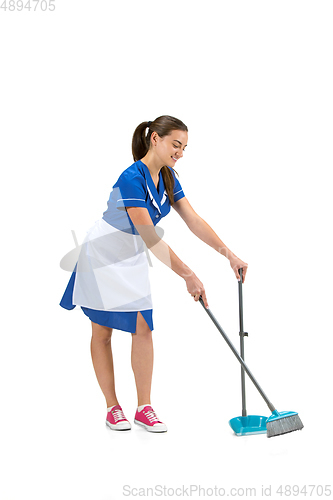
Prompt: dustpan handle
<box><xmin>198</xmin><ymin>294</ymin><xmax>276</xmax><ymax>413</ymax></box>
<box><xmin>239</xmin><ymin>268</ymin><xmax>247</xmax><ymax>417</ymax></box>
<box><xmin>238</xmin><ymin>268</ymin><xmax>245</xmax><ymax>334</ymax></box>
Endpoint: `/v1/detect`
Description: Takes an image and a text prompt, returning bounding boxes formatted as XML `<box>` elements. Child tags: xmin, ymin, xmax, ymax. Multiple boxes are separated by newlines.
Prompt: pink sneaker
<box><xmin>106</xmin><ymin>405</ymin><xmax>131</xmax><ymax>431</ymax></box>
<box><xmin>134</xmin><ymin>405</ymin><xmax>167</xmax><ymax>433</ymax></box>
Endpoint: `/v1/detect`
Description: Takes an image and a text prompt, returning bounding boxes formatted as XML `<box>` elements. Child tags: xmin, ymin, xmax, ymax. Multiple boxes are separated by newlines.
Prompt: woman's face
<box><xmin>153</xmin><ymin>129</ymin><xmax>188</xmax><ymax>167</ymax></box>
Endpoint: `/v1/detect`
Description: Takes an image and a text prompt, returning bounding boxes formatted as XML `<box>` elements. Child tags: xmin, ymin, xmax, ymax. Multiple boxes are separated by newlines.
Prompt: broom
<box><xmin>198</xmin><ymin>278</ymin><xmax>304</xmax><ymax>438</ymax></box>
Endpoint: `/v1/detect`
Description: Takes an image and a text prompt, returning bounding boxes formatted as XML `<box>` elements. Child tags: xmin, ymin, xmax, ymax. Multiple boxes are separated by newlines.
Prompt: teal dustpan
<box><xmin>199</xmin><ymin>269</ymin><xmax>304</xmax><ymax>438</ymax></box>
<box><xmin>228</xmin><ymin>268</ymin><xmax>268</xmax><ymax>436</ymax></box>
<box><xmin>229</xmin><ymin>415</ymin><xmax>267</xmax><ymax>436</ymax></box>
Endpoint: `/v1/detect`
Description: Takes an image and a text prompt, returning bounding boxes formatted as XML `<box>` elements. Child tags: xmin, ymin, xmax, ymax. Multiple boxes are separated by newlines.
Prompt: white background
<box><xmin>1</xmin><ymin>1</ymin><xmax>332</xmax><ymax>499</ymax></box>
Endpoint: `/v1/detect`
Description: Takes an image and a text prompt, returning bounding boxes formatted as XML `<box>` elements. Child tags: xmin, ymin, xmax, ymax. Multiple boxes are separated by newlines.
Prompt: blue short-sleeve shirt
<box><xmin>102</xmin><ymin>160</ymin><xmax>185</xmax><ymax>234</ymax></box>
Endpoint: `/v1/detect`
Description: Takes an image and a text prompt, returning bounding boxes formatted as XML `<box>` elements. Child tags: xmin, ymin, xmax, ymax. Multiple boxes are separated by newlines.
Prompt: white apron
<box><xmin>72</xmin><ymin>218</ymin><xmax>152</xmax><ymax>312</ymax></box>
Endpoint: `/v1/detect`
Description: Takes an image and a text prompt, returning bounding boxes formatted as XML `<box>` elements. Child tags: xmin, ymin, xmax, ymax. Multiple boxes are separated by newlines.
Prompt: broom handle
<box><xmin>198</xmin><ymin>294</ymin><xmax>276</xmax><ymax>413</ymax></box>
<box><xmin>238</xmin><ymin>268</ymin><xmax>247</xmax><ymax>417</ymax></box>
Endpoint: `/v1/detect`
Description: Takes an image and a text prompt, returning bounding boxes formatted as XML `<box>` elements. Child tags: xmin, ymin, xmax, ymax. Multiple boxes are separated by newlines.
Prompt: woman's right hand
<box><xmin>185</xmin><ymin>272</ymin><xmax>209</xmax><ymax>308</ymax></box>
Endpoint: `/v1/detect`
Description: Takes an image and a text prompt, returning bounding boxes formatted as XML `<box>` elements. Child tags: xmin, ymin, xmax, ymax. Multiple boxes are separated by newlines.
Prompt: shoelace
<box><xmin>143</xmin><ymin>409</ymin><xmax>160</xmax><ymax>423</ymax></box>
<box><xmin>112</xmin><ymin>408</ymin><xmax>126</xmax><ymax>422</ymax></box>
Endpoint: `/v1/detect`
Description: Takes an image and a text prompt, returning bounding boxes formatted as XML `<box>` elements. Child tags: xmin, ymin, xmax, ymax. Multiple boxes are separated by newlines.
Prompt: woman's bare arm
<box><xmin>126</xmin><ymin>207</ymin><xmax>209</xmax><ymax>307</ymax></box>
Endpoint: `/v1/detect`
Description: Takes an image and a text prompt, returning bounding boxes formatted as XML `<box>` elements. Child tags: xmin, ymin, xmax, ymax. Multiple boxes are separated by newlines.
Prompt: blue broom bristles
<box><xmin>266</xmin><ymin>411</ymin><xmax>304</xmax><ymax>438</ymax></box>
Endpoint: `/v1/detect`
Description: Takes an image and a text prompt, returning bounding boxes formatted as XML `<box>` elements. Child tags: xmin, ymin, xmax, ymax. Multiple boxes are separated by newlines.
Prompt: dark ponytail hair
<box><xmin>132</xmin><ymin>115</ymin><xmax>188</xmax><ymax>205</ymax></box>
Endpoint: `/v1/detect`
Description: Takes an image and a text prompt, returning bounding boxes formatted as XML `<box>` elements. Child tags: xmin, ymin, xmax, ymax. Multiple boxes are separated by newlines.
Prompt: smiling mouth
<box><xmin>171</xmin><ymin>156</ymin><xmax>178</xmax><ymax>161</ymax></box>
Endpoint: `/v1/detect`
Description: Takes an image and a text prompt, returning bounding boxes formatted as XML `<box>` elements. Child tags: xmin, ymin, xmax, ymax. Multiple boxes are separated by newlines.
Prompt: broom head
<box><xmin>266</xmin><ymin>410</ymin><xmax>304</xmax><ymax>438</ymax></box>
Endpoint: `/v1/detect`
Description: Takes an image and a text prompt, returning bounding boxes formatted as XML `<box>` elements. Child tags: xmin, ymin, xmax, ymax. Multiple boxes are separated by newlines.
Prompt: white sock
<box><xmin>107</xmin><ymin>404</ymin><xmax>119</xmax><ymax>412</ymax></box>
<box><xmin>137</xmin><ymin>404</ymin><xmax>151</xmax><ymax>412</ymax></box>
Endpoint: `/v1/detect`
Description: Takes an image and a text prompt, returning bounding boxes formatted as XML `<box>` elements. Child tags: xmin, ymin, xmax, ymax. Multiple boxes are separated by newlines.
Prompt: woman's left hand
<box><xmin>229</xmin><ymin>256</ymin><xmax>248</xmax><ymax>283</ymax></box>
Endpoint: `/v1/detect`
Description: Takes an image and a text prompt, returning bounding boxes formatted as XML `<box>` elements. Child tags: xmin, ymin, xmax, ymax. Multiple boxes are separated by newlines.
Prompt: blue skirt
<box><xmin>60</xmin><ymin>269</ymin><xmax>154</xmax><ymax>333</ymax></box>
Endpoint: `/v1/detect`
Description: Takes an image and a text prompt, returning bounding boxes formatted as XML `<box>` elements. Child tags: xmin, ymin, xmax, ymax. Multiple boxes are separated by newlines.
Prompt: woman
<box><xmin>60</xmin><ymin>115</ymin><xmax>248</xmax><ymax>433</ymax></box>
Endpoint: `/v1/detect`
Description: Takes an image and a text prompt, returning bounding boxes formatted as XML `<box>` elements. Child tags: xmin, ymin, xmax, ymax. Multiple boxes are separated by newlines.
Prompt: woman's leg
<box><xmin>90</xmin><ymin>321</ymin><xmax>118</xmax><ymax>408</ymax></box>
<box><xmin>131</xmin><ymin>312</ymin><xmax>154</xmax><ymax>407</ymax></box>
